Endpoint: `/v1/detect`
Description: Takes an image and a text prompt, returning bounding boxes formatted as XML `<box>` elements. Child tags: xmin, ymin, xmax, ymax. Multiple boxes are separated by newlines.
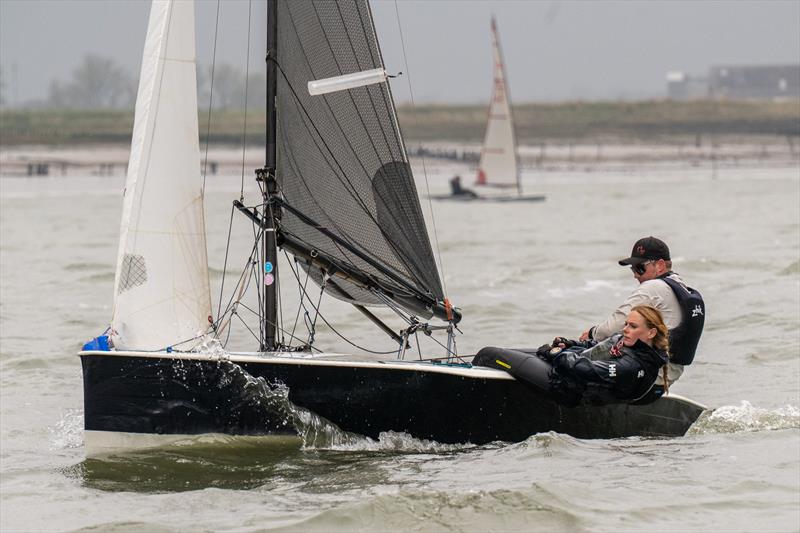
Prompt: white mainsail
<box><xmin>111</xmin><ymin>0</ymin><xmax>211</xmax><ymax>351</ymax></box>
<box><xmin>476</xmin><ymin>16</ymin><xmax>520</xmax><ymax>192</ymax></box>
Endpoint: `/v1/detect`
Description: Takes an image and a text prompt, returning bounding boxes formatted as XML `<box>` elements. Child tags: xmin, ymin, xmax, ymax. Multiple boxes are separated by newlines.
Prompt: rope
<box><xmin>239</xmin><ymin>0</ymin><xmax>254</xmax><ymax>200</ymax></box>
<box><xmin>216</xmin><ymin>204</ymin><xmax>236</xmax><ymax>322</ymax></box>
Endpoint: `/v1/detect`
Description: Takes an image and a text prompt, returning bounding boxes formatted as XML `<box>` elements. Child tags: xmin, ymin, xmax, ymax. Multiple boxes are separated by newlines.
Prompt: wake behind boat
<box><xmin>79</xmin><ymin>0</ymin><xmax>703</xmax><ymax>454</ymax></box>
<box><xmin>429</xmin><ymin>174</ymin><xmax>545</xmax><ymax>202</ymax></box>
<box><xmin>430</xmin><ymin>194</ymin><xmax>545</xmax><ymax>203</ymax></box>
<box><xmin>428</xmin><ymin>192</ymin><xmax>545</xmax><ymax>203</ymax></box>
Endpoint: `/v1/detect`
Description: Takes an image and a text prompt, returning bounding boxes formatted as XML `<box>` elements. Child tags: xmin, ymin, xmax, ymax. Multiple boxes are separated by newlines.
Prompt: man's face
<box><xmin>631</xmin><ymin>259</ymin><xmax>662</xmax><ymax>283</ymax></box>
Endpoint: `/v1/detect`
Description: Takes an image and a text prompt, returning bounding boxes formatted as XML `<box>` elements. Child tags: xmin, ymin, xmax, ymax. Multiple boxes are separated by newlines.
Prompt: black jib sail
<box><xmin>275</xmin><ymin>0</ymin><xmax>453</xmax><ymax>322</ymax></box>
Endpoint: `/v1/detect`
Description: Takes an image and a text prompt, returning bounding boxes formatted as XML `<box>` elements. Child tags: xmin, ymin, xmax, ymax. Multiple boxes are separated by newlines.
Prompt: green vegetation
<box><xmin>399</xmin><ymin>100</ymin><xmax>800</xmax><ymax>142</ymax></box>
<box><xmin>1</xmin><ymin>100</ymin><xmax>797</xmax><ymax>146</ymax></box>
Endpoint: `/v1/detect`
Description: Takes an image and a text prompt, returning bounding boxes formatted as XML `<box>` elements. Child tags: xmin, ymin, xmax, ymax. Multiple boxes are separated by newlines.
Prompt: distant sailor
<box><xmin>474</xmin><ymin>306</ymin><xmax>670</xmax><ymax>406</ymax></box>
<box><xmin>580</xmin><ymin>236</ymin><xmax>705</xmax><ymax>402</ymax></box>
<box><xmin>449</xmin><ymin>175</ymin><xmax>478</xmax><ymax>198</ymax></box>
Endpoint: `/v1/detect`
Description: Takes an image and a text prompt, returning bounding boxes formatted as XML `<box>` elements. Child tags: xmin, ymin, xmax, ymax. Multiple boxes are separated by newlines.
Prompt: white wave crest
<box><xmin>49</xmin><ymin>409</ymin><xmax>84</xmax><ymax>449</ymax></box>
<box><xmin>688</xmin><ymin>400</ymin><xmax>800</xmax><ymax>435</ymax></box>
<box><xmin>311</xmin><ymin>429</ymin><xmax>474</xmax><ymax>453</ymax></box>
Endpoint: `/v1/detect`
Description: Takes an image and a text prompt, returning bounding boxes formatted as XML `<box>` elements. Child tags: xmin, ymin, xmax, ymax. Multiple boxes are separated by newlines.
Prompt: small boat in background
<box><xmin>475</xmin><ymin>16</ymin><xmax>544</xmax><ymax>203</ymax></box>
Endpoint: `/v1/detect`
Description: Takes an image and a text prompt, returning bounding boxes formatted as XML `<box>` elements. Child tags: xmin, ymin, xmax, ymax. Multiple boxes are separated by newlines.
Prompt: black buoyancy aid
<box><xmin>660</xmin><ymin>274</ymin><xmax>705</xmax><ymax>365</ymax></box>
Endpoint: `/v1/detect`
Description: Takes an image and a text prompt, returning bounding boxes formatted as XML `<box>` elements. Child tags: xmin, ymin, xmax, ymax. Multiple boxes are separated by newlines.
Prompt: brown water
<box><xmin>1</xmin><ymin>163</ymin><xmax>798</xmax><ymax>532</ymax></box>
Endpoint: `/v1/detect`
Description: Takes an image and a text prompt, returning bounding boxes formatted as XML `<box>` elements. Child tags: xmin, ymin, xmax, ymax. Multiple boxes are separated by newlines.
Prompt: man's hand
<box><xmin>579</xmin><ymin>329</ymin><xmax>590</xmax><ymax>342</ymax></box>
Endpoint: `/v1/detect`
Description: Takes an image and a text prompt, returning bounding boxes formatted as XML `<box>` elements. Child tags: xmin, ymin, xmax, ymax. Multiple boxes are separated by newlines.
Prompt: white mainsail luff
<box><xmin>476</xmin><ymin>16</ymin><xmax>519</xmax><ymax>191</ymax></box>
<box><xmin>111</xmin><ymin>0</ymin><xmax>211</xmax><ymax>351</ymax></box>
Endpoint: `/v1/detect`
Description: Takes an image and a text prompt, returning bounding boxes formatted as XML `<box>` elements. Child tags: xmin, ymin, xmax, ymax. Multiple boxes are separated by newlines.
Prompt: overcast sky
<box><xmin>1</xmin><ymin>0</ymin><xmax>799</xmax><ymax>105</ymax></box>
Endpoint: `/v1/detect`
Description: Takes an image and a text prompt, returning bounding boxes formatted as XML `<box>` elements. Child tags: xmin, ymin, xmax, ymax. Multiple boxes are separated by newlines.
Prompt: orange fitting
<box><xmin>444</xmin><ymin>298</ymin><xmax>453</xmax><ymax>322</ymax></box>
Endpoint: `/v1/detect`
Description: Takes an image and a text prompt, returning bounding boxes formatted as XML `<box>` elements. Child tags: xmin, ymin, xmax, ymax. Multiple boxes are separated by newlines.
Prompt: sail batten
<box><xmin>276</xmin><ymin>0</ymin><xmax>445</xmax><ymax>319</ymax></box>
<box><xmin>111</xmin><ymin>0</ymin><xmax>211</xmax><ymax>350</ymax></box>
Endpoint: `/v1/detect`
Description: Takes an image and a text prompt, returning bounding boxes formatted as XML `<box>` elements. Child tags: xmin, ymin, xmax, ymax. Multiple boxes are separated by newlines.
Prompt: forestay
<box><xmin>275</xmin><ymin>0</ymin><xmax>444</xmax><ymax>318</ymax></box>
<box><xmin>111</xmin><ymin>0</ymin><xmax>211</xmax><ymax>350</ymax></box>
<box><xmin>476</xmin><ymin>16</ymin><xmax>519</xmax><ymax>191</ymax></box>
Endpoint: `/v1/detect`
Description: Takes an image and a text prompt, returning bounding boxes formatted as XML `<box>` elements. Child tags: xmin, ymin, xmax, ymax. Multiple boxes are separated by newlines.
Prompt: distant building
<box><xmin>709</xmin><ymin>65</ymin><xmax>799</xmax><ymax>101</ymax></box>
<box><xmin>666</xmin><ymin>71</ymin><xmax>708</xmax><ymax>100</ymax></box>
<box><xmin>666</xmin><ymin>64</ymin><xmax>800</xmax><ymax>101</ymax></box>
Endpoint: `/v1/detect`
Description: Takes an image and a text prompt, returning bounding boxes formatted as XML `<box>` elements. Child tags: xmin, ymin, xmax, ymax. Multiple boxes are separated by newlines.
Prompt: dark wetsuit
<box><xmin>450</xmin><ymin>176</ymin><xmax>478</xmax><ymax>198</ymax></box>
<box><xmin>474</xmin><ymin>334</ymin><xmax>668</xmax><ymax>407</ymax></box>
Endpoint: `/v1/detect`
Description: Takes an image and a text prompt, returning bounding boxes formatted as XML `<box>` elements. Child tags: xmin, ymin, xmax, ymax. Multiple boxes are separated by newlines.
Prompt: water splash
<box><xmin>319</xmin><ymin>430</ymin><xmax>474</xmax><ymax>453</ymax></box>
<box><xmin>49</xmin><ymin>409</ymin><xmax>84</xmax><ymax>450</ymax></box>
<box><xmin>220</xmin><ymin>362</ymin><xmax>473</xmax><ymax>453</ymax></box>
<box><xmin>217</xmin><ymin>361</ymin><xmax>370</xmax><ymax>449</ymax></box>
<box><xmin>688</xmin><ymin>401</ymin><xmax>799</xmax><ymax>435</ymax></box>
<box><xmin>192</xmin><ymin>335</ymin><xmax>229</xmax><ymax>359</ymax></box>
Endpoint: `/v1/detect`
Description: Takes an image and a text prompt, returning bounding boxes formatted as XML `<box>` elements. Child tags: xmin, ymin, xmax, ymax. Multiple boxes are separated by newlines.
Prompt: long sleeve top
<box><xmin>588</xmin><ymin>273</ymin><xmax>686</xmax><ymax>386</ymax></box>
<box><xmin>552</xmin><ymin>335</ymin><xmax>669</xmax><ymax>405</ymax></box>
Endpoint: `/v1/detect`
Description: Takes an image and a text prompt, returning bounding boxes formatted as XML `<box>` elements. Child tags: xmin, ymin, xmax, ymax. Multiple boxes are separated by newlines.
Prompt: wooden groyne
<box><xmin>1</xmin><ymin>138</ymin><xmax>797</xmax><ymax>177</ymax></box>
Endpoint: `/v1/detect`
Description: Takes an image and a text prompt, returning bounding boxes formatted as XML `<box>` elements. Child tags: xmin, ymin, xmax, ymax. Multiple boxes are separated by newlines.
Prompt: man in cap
<box><xmin>579</xmin><ymin>236</ymin><xmax>695</xmax><ymax>392</ymax></box>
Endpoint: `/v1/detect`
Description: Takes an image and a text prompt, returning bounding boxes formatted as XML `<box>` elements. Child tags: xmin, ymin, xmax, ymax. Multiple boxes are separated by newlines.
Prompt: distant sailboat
<box><xmin>474</xmin><ymin>16</ymin><xmax>544</xmax><ymax>202</ymax></box>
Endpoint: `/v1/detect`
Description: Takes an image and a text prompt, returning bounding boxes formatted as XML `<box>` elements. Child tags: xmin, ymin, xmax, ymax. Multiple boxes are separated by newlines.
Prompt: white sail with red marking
<box><xmin>476</xmin><ymin>16</ymin><xmax>520</xmax><ymax>192</ymax></box>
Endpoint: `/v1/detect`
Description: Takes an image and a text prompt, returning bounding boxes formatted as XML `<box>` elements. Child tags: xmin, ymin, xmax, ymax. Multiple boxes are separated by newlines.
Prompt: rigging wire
<box><xmin>239</xmin><ymin>0</ymin><xmax>254</xmax><ymax>200</ymax></box>
<box><xmin>392</xmin><ymin>0</ymin><xmax>450</xmax><ymax>299</ymax></box>
<box><xmin>201</xmin><ymin>0</ymin><xmax>222</xmax><ymax>193</ymax></box>
<box><xmin>216</xmin><ymin>204</ymin><xmax>236</xmax><ymax>323</ymax></box>
<box><xmin>286</xmin><ymin>253</ymin><xmax>312</xmax><ymax>345</ymax></box>
<box><xmin>282</xmin><ymin>252</ymin><xmax>397</xmax><ymax>355</ymax></box>
<box><xmin>217</xmin><ymin>239</ymin><xmax>259</xmax><ymax>323</ymax></box>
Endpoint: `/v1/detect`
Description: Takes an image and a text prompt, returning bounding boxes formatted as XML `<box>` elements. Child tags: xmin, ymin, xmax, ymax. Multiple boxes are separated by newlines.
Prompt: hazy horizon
<box><xmin>1</xmin><ymin>0</ymin><xmax>799</xmax><ymax>107</ymax></box>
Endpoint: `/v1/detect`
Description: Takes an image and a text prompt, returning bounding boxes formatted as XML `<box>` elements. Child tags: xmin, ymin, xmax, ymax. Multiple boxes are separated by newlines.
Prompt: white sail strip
<box><xmin>308</xmin><ymin>68</ymin><xmax>388</xmax><ymax>96</ymax></box>
<box><xmin>111</xmin><ymin>0</ymin><xmax>211</xmax><ymax>351</ymax></box>
<box><xmin>476</xmin><ymin>16</ymin><xmax>519</xmax><ymax>191</ymax></box>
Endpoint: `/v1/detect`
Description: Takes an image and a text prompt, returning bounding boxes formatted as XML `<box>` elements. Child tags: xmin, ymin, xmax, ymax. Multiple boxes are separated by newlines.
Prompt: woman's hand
<box><xmin>551</xmin><ymin>337</ymin><xmax>576</xmax><ymax>348</ymax></box>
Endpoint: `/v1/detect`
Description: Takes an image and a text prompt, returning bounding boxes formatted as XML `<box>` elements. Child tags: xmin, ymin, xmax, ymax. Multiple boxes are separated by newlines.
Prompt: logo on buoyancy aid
<box><xmin>610</xmin><ymin>338</ymin><xmax>624</xmax><ymax>357</ymax></box>
<box><xmin>661</xmin><ymin>276</ymin><xmax>706</xmax><ymax>365</ymax></box>
<box><xmin>608</xmin><ymin>363</ymin><xmax>617</xmax><ymax>377</ymax></box>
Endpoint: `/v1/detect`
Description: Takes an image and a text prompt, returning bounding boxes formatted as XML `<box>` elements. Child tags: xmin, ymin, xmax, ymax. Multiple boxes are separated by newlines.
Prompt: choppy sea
<box><xmin>1</xmin><ymin>160</ymin><xmax>798</xmax><ymax>532</ymax></box>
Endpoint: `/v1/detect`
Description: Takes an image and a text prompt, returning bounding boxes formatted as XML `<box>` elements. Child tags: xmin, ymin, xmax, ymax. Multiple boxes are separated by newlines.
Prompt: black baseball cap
<box><xmin>618</xmin><ymin>236</ymin><xmax>671</xmax><ymax>266</ymax></box>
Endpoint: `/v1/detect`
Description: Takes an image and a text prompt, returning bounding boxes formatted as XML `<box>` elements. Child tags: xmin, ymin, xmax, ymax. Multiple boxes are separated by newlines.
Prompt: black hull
<box><xmin>80</xmin><ymin>352</ymin><xmax>705</xmax><ymax>445</ymax></box>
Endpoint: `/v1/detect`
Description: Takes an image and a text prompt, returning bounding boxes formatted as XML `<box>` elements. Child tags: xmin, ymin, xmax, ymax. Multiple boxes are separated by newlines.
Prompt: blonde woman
<box><xmin>474</xmin><ymin>305</ymin><xmax>670</xmax><ymax>406</ymax></box>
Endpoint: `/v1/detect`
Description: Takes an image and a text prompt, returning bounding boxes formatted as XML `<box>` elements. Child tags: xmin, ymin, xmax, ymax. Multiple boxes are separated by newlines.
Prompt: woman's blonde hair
<box><xmin>631</xmin><ymin>305</ymin><xmax>670</xmax><ymax>356</ymax></box>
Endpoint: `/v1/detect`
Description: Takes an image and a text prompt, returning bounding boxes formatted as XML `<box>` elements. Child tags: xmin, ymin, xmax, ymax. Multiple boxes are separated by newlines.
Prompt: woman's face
<box><xmin>622</xmin><ymin>310</ymin><xmax>656</xmax><ymax>347</ymax></box>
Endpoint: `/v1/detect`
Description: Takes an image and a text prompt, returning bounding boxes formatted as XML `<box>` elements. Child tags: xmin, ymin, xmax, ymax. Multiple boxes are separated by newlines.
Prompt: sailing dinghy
<box><xmin>472</xmin><ymin>16</ymin><xmax>544</xmax><ymax>203</ymax></box>
<box><xmin>79</xmin><ymin>0</ymin><xmax>703</xmax><ymax>453</ymax></box>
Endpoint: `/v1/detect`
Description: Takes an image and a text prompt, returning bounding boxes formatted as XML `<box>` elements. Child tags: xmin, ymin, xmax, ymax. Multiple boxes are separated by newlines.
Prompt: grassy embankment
<box><xmin>1</xmin><ymin>100</ymin><xmax>798</xmax><ymax>146</ymax></box>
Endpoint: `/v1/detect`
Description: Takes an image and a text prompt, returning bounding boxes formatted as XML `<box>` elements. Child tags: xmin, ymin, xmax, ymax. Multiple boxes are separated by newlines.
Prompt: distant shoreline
<box><xmin>1</xmin><ymin>100</ymin><xmax>798</xmax><ymax>147</ymax></box>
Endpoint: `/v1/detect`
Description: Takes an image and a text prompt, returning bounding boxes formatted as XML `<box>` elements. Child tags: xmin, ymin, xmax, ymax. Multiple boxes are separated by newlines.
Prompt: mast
<box><xmin>261</xmin><ymin>0</ymin><xmax>278</xmax><ymax>350</ymax></box>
